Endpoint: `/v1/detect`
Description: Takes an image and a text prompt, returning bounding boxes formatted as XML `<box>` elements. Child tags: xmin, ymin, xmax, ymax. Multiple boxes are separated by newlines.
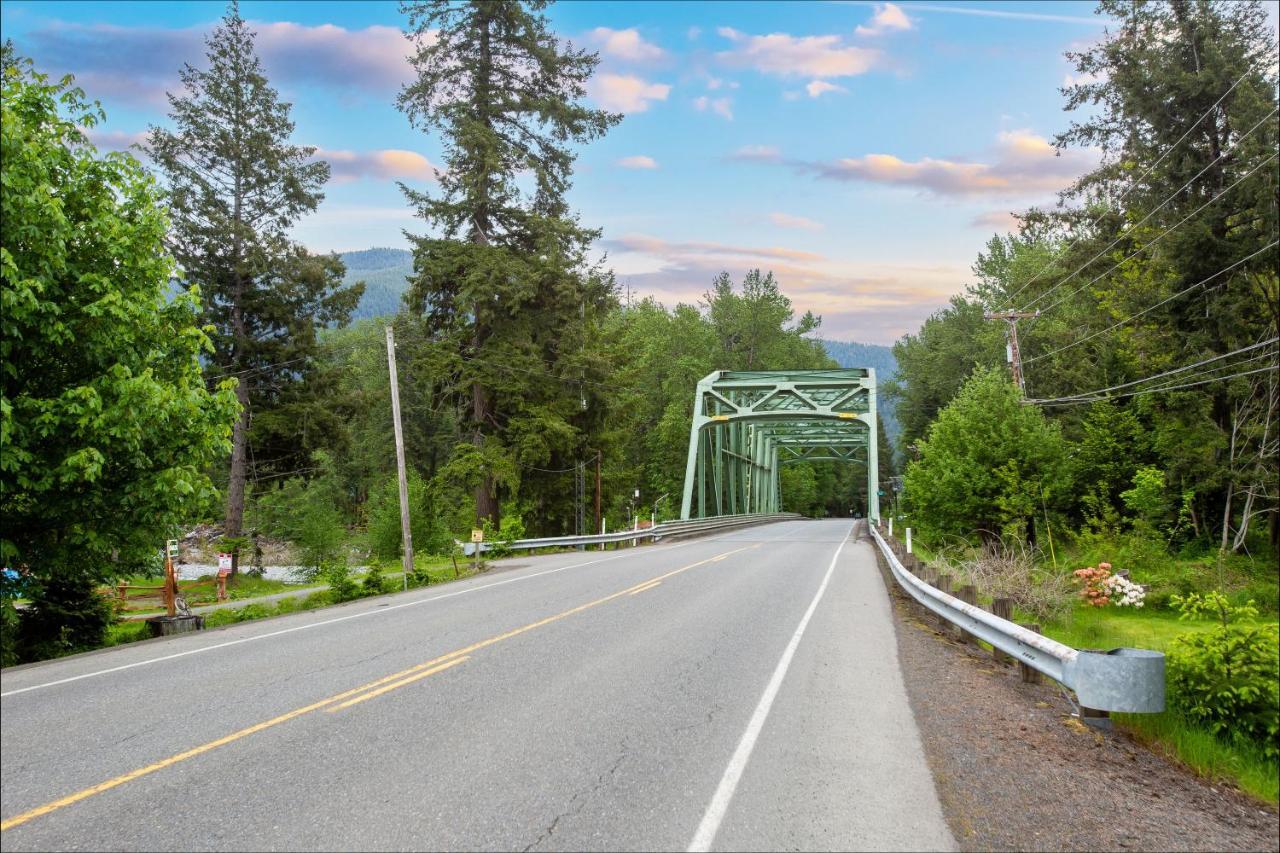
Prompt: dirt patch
<box><xmin>872</xmin><ymin>541</ymin><xmax>1279</xmax><ymax>852</ymax></box>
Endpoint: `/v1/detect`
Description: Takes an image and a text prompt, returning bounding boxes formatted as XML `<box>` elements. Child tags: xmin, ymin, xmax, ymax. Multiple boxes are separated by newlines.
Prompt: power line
<box><xmin>998</xmin><ymin>68</ymin><xmax>1267</xmax><ymax>310</ymax></box>
<box><xmin>1023</xmin><ymin>240</ymin><xmax>1279</xmax><ymax>365</ymax></box>
<box><xmin>1029</xmin><ymin>147</ymin><xmax>1280</xmax><ymax>315</ymax></box>
<box><xmin>1027</xmin><ymin>337</ymin><xmax>1279</xmax><ymax>405</ymax></box>
<box><xmin>1031</xmin><ymin>338</ymin><xmax>1276</xmax><ymax>403</ymax></box>
<box><xmin>1030</xmin><ymin>363</ymin><xmax>1278</xmax><ymax>407</ymax></box>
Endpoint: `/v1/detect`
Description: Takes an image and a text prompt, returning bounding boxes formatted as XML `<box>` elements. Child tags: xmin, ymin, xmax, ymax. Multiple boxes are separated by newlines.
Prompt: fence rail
<box><xmin>461</xmin><ymin>512</ymin><xmax>802</xmax><ymax>555</ymax></box>
<box><xmin>870</xmin><ymin>522</ymin><xmax>1164</xmax><ymax>714</ymax></box>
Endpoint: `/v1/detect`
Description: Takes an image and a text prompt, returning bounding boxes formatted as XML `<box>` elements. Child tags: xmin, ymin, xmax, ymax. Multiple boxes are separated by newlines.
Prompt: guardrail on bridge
<box><xmin>460</xmin><ymin>512</ymin><xmax>802</xmax><ymax>555</ymax></box>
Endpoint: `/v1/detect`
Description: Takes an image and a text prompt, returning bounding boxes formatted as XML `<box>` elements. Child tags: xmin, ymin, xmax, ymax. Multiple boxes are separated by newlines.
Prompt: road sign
<box><xmin>166</xmin><ymin>539</ymin><xmax>180</xmax><ymax>559</ymax></box>
<box><xmin>217</xmin><ymin>553</ymin><xmax>233</xmax><ymax>576</ymax></box>
<box><xmin>471</xmin><ymin>529</ymin><xmax>484</xmax><ymax>543</ymax></box>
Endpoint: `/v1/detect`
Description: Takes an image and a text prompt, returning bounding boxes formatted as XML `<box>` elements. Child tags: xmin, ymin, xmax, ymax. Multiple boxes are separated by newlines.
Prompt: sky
<box><xmin>2</xmin><ymin>0</ymin><xmax>1123</xmax><ymax>344</ymax></box>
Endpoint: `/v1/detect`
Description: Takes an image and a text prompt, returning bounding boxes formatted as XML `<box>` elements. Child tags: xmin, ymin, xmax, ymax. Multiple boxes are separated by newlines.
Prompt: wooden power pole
<box><xmin>386</xmin><ymin>325</ymin><xmax>414</xmax><ymax>589</ymax></box>
<box><xmin>984</xmin><ymin>310</ymin><xmax>1039</xmax><ymax>394</ymax></box>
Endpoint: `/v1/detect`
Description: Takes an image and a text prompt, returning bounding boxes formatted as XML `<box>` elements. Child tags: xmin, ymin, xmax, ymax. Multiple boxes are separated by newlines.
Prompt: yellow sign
<box><xmin>470</xmin><ymin>529</ymin><xmax>484</xmax><ymax>543</ymax></box>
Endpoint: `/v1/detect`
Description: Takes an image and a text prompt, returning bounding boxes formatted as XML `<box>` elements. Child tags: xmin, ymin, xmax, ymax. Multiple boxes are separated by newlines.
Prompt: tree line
<box><xmin>890</xmin><ymin>0</ymin><xmax>1277</xmax><ymax>560</ymax></box>
<box><xmin>1</xmin><ymin>1</ymin><xmax>884</xmax><ymax>662</ymax></box>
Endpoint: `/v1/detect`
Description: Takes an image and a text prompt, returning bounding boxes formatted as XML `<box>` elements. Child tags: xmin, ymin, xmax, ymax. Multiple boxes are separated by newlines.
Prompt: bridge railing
<box><xmin>460</xmin><ymin>512</ymin><xmax>802</xmax><ymax>555</ymax></box>
<box><xmin>870</xmin><ymin>521</ymin><xmax>1165</xmax><ymax>714</ymax></box>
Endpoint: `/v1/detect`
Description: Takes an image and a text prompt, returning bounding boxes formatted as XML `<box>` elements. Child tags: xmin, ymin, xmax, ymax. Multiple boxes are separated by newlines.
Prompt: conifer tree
<box><xmin>398</xmin><ymin>0</ymin><xmax>620</xmax><ymax>526</ymax></box>
<box><xmin>149</xmin><ymin>2</ymin><xmax>362</xmax><ymax>536</ymax></box>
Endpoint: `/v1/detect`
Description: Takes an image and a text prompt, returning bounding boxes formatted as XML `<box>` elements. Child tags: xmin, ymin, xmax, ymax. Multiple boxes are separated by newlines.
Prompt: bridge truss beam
<box><xmin>679</xmin><ymin>369</ymin><xmax>879</xmax><ymax>521</ymax></box>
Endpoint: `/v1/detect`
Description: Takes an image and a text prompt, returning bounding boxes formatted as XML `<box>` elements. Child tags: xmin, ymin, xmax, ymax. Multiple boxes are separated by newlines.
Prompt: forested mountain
<box><xmin>340</xmin><ymin>248</ymin><xmax>413</xmax><ymax>319</ymax></box>
<box><xmin>818</xmin><ymin>339</ymin><xmax>901</xmax><ymax>456</ymax></box>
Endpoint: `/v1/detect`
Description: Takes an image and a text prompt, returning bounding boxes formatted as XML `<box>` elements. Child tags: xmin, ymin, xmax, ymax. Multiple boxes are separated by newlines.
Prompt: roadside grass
<box><xmin>891</xmin><ymin>525</ymin><xmax>1279</xmax><ymax>807</ymax></box>
<box><xmin>1040</xmin><ymin>605</ymin><xmax>1280</xmax><ymax>806</ymax></box>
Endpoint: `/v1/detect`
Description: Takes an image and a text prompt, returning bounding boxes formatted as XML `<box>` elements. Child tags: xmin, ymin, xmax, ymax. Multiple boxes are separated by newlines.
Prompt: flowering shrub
<box><xmin>1073</xmin><ymin>563</ymin><xmax>1113</xmax><ymax>607</ymax></box>
<box><xmin>1072</xmin><ymin>562</ymin><xmax>1145</xmax><ymax>608</ymax></box>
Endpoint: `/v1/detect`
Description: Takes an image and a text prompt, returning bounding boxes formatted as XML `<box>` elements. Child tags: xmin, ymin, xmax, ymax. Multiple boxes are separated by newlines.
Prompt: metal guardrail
<box><xmin>460</xmin><ymin>512</ymin><xmax>802</xmax><ymax>555</ymax></box>
<box><xmin>870</xmin><ymin>522</ymin><xmax>1164</xmax><ymax>713</ymax></box>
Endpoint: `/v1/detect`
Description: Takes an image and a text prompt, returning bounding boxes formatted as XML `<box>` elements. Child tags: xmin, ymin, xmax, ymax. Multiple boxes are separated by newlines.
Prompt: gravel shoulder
<box><xmin>872</xmin><ymin>541</ymin><xmax>1279</xmax><ymax>853</ymax></box>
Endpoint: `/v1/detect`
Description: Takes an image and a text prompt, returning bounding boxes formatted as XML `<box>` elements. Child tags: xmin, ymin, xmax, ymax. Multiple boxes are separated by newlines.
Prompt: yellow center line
<box><xmin>330</xmin><ymin>657</ymin><xmax>470</xmax><ymax>711</ymax></box>
<box><xmin>1</xmin><ymin>544</ymin><xmax>754</xmax><ymax>833</ymax></box>
<box><xmin>628</xmin><ymin>580</ymin><xmax>662</xmax><ymax>595</ymax></box>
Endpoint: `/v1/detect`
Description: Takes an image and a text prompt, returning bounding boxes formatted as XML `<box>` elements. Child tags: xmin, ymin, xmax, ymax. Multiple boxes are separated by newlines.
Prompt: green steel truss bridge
<box><xmin>679</xmin><ymin>369</ymin><xmax>880</xmax><ymax>522</ymax></box>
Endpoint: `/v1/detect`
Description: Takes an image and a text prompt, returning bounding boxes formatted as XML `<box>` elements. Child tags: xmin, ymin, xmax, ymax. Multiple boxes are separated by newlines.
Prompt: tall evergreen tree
<box><xmin>149</xmin><ymin>2</ymin><xmax>362</xmax><ymax>536</ymax></box>
<box><xmin>398</xmin><ymin>0</ymin><xmax>620</xmax><ymax>526</ymax></box>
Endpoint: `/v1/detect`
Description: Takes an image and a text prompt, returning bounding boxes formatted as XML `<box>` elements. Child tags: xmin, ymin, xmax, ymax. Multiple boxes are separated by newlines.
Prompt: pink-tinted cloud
<box><xmin>856</xmin><ymin>3</ymin><xmax>915</xmax><ymax>37</ymax></box>
<box><xmin>617</xmin><ymin>155</ymin><xmax>659</xmax><ymax>170</ymax></box>
<box><xmin>84</xmin><ymin>128</ymin><xmax>149</xmax><ymax>152</ymax></box>
<box><xmin>716</xmin><ymin>27</ymin><xmax>883</xmax><ymax>78</ymax></box>
<box><xmin>588</xmin><ymin>73</ymin><xmax>671</xmax><ymax>113</ymax></box>
<box><xmin>692</xmin><ymin>95</ymin><xmax>734</xmax><ymax>120</ymax></box>
<box><xmin>317</xmin><ymin>148</ymin><xmax>441</xmax><ymax>183</ymax></box>
<box><xmin>604</xmin><ymin>233</ymin><xmax>966</xmax><ymax>344</ymax></box>
<box><xmin>15</xmin><ymin>19</ymin><xmax>414</xmax><ymax>109</ymax></box>
<box><xmin>805</xmin><ymin>80</ymin><xmax>846</xmax><ymax>98</ymax></box>
<box><xmin>730</xmin><ymin>144</ymin><xmax>782</xmax><ymax>162</ymax></box>
<box><xmin>971</xmin><ymin>210</ymin><xmax>1022</xmax><ymax>230</ymax></box>
<box><xmin>585</xmin><ymin>27</ymin><xmax>665</xmax><ymax>63</ymax></box>
<box><xmin>796</xmin><ymin>129</ymin><xmax>1095</xmax><ymax>198</ymax></box>
<box><xmin>769</xmin><ymin>212</ymin><xmax>824</xmax><ymax>231</ymax></box>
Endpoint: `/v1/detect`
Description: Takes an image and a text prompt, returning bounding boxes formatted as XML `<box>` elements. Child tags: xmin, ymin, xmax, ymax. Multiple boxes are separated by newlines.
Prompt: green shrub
<box><xmin>16</xmin><ymin>576</ymin><xmax>114</xmax><ymax>662</ymax></box>
<box><xmin>234</xmin><ymin>603</ymin><xmax>272</xmax><ymax>622</ymax></box>
<box><xmin>483</xmin><ymin>513</ymin><xmax>527</xmax><ymax>559</ymax></box>
<box><xmin>325</xmin><ymin>564</ymin><xmax>359</xmax><ymax>602</ymax></box>
<box><xmin>273</xmin><ymin>597</ymin><xmax>300</xmax><ymax>615</ymax></box>
<box><xmin>1167</xmin><ymin>592</ymin><xmax>1280</xmax><ymax>759</ymax></box>
<box><xmin>204</xmin><ymin>609</ymin><xmax>239</xmax><ymax>628</ymax></box>
<box><xmin>1</xmin><ymin>598</ymin><xmax>20</xmax><ymax>667</ymax></box>
<box><xmin>300</xmin><ymin>591</ymin><xmax>332</xmax><ymax>610</ymax></box>
<box><xmin>361</xmin><ymin>565</ymin><xmax>390</xmax><ymax>597</ymax></box>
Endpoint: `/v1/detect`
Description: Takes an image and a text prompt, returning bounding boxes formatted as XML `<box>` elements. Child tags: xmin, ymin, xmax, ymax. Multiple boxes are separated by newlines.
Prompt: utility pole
<box><xmin>385</xmin><ymin>325</ymin><xmax>414</xmax><ymax>589</ymax></box>
<box><xmin>984</xmin><ymin>310</ymin><xmax>1039</xmax><ymax>394</ymax></box>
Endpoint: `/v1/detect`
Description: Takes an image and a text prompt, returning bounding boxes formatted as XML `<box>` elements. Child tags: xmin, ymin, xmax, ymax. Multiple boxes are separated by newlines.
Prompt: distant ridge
<box><xmin>818</xmin><ymin>338</ymin><xmax>901</xmax><ymax>457</ymax></box>
<box><xmin>339</xmin><ymin>248</ymin><xmax>413</xmax><ymax>319</ymax></box>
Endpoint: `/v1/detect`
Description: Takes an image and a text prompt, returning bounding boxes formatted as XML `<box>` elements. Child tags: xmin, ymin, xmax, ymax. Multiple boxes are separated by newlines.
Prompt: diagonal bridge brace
<box><xmin>679</xmin><ymin>369</ymin><xmax>879</xmax><ymax>520</ymax></box>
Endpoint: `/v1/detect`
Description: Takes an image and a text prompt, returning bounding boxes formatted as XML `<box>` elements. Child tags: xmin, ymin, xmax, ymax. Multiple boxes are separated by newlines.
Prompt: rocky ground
<box><xmin>874</xmin><ymin>545</ymin><xmax>1279</xmax><ymax>853</ymax></box>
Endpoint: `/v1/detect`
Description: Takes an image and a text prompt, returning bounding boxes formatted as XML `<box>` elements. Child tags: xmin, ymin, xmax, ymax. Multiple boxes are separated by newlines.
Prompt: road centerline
<box><xmin>1</xmin><ymin>544</ymin><xmax>754</xmax><ymax>833</ymax></box>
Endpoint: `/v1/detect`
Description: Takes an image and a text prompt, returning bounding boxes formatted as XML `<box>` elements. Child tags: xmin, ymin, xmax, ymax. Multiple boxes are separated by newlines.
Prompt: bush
<box><xmin>361</xmin><ymin>565</ymin><xmax>391</xmax><ymax>597</ymax></box>
<box><xmin>951</xmin><ymin>540</ymin><xmax>1074</xmax><ymax>625</ymax></box>
<box><xmin>16</xmin><ymin>576</ymin><xmax>114</xmax><ymax>662</ymax></box>
<box><xmin>1</xmin><ymin>598</ymin><xmax>19</xmax><ymax>667</ymax></box>
<box><xmin>483</xmin><ymin>513</ymin><xmax>527</xmax><ymax>560</ymax></box>
<box><xmin>1167</xmin><ymin>593</ymin><xmax>1280</xmax><ymax>759</ymax></box>
<box><xmin>325</xmin><ymin>564</ymin><xmax>359</xmax><ymax>602</ymax></box>
<box><xmin>300</xmin><ymin>591</ymin><xmax>332</xmax><ymax>610</ymax></box>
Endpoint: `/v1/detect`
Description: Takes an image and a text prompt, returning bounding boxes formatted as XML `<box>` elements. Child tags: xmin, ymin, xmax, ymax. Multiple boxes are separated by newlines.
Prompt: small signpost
<box><xmin>471</xmin><ymin>529</ymin><xmax>484</xmax><ymax>572</ymax></box>
<box><xmin>217</xmin><ymin>552</ymin><xmax>233</xmax><ymax>601</ymax></box>
<box><xmin>164</xmin><ymin>539</ymin><xmax>180</xmax><ymax>617</ymax></box>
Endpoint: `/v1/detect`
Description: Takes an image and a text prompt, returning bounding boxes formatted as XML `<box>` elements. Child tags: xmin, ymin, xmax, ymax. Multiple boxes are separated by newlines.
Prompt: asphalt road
<box><xmin>0</xmin><ymin>519</ymin><xmax>954</xmax><ymax>852</ymax></box>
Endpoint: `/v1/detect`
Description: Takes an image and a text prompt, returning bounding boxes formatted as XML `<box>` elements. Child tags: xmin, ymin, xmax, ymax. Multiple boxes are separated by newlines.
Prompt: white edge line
<box><xmin>0</xmin><ymin>523</ymin><xmax>787</xmax><ymax>698</ymax></box>
<box><xmin>687</xmin><ymin>521</ymin><xmax>853</xmax><ymax>853</ymax></box>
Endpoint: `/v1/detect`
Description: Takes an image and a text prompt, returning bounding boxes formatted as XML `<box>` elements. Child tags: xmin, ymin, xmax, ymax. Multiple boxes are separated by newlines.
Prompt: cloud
<box><xmin>971</xmin><ymin>210</ymin><xmax>1022</xmax><ymax>230</ymax></box>
<box><xmin>730</xmin><ymin>145</ymin><xmax>782</xmax><ymax>162</ymax></box>
<box><xmin>687</xmin><ymin>26</ymin><xmax>703</xmax><ymax>40</ymax></box>
<box><xmin>905</xmin><ymin>3</ymin><xmax>1107</xmax><ymax>25</ymax></box>
<box><xmin>693</xmin><ymin>95</ymin><xmax>734</xmax><ymax>120</ymax></box>
<box><xmin>586</xmin><ymin>27</ymin><xmax>665</xmax><ymax>63</ymax></box>
<box><xmin>856</xmin><ymin>3</ymin><xmax>914</xmax><ymax>37</ymax></box>
<box><xmin>317</xmin><ymin>148</ymin><xmax>441</xmax><ymax>183</ymax></box>
<box><xmin>617</xmin><ymin>155</ymin><xmax>659</xmax><ymax>170</ymax></box>
<box><xmin>589</xmin><ymin>73</ymin><xmax>671</xmax><ymax>113</ymax></box>
<box><xmin>85</xmin><ymin>128</ymin><xmax>149</xmax><ymax>152</ymax></box>
<box><xmin>769</xmin><ymin>212</ymin><xmax>824</xmax><ymax>231</ymax></box>
<box><xmin>790</xmin><ymin>128</ymin><xmax>1095</xmax><ymax>198</ymax></box>
<box><xmin>716</xmin><ymin>27</ymin><xmax>882</xmax><ymax>78</ymax></box>
<box><xmin>15</xmin><ymin>20</ymin><xmax>415</xmax><ymax>109</ymax></box>
<box><xmin>601</xmin><ymin>233</ymin><xmax>967</xmax><ymax>344</ymax></box>
<box><xmin>805</xmin><ymin>80</ymin><xmax>847</xmax><ymax>98</ymax></box>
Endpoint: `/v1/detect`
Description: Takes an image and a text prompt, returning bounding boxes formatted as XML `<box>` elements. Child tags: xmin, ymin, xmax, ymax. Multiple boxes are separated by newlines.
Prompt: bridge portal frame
<box><xmin>679</xmin><ymin>369</ymin><xmax>879</xmax><ymax>521</ymax></box>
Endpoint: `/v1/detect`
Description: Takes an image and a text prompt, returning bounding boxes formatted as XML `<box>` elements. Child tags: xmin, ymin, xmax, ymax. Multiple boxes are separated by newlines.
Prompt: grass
<box><xmin>1040</xmin><ymin>604</ymin><xmax>1279</xmax><ymax>806</ymax></box>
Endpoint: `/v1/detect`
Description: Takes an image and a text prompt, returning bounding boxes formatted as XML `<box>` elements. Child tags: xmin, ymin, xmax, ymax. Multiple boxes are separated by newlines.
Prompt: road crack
<box><xmin>522</xmin><ymin>741</ymin><xmax>630</xmax><ymax>852</ymax></box>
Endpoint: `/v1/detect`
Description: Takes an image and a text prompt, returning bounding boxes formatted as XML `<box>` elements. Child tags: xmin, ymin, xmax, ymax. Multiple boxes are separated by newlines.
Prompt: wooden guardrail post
<box><xmin>990</xmin><ymin>598</ymin><xmax>1014</xmax><ymax>664</ymax></box>
<box><xmin>957</xmin><ymin>585</ymin><xmax>978</xmax><ymax>645</ymax></box>
<box><xmin>1018</xmin><ymin>623</ymin><xmax>1042</xmax><ymax>683</ymax></box>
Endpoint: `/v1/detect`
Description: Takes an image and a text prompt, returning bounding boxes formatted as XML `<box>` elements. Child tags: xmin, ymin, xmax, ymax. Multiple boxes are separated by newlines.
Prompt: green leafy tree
<box><xmin>148</xmin><ymin>2</ymin><xmax>362</xmax><ymax>538</ymax></box>
<box><xmin>1</xmin><ymin>56</ymin><xmax>237</xmax><ymax>657</ymax></box>
<box><xmin>902</xmin><ymin>367</ymin><xmax>1069</xmax><ymax>542</ymax></box>
<box><xmin>398</xmin><ymin>0</ymin><xmax>620</xmax><ymax>527</ymax></box>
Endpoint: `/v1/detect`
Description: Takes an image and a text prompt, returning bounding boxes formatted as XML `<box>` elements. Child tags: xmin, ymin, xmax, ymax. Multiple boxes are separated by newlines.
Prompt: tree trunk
<box><xmin>224</xmin><ymin>378</ymin><xmax>251</xmax><ymax>541</ymax></box>
<box><xmin>473</xmin><ymin>380</ymin><xmax>498</xmax><ymax>526</ymax></box>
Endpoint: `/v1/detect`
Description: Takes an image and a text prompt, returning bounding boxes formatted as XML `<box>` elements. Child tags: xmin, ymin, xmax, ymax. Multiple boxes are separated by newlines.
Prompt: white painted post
<box><xmin>888</xmin><ymin>517</ymin><xmax>894</xmax><ymax>538</ymax></box>
<box><xmin>906</xmin><ymin>527</ymin><xmax>913</xmax><ymax>554</ymax></box>
<box><xmin>600</xmin><ymin>518</ymin><xmax>607</xmax><ymax>551</ymax></box>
